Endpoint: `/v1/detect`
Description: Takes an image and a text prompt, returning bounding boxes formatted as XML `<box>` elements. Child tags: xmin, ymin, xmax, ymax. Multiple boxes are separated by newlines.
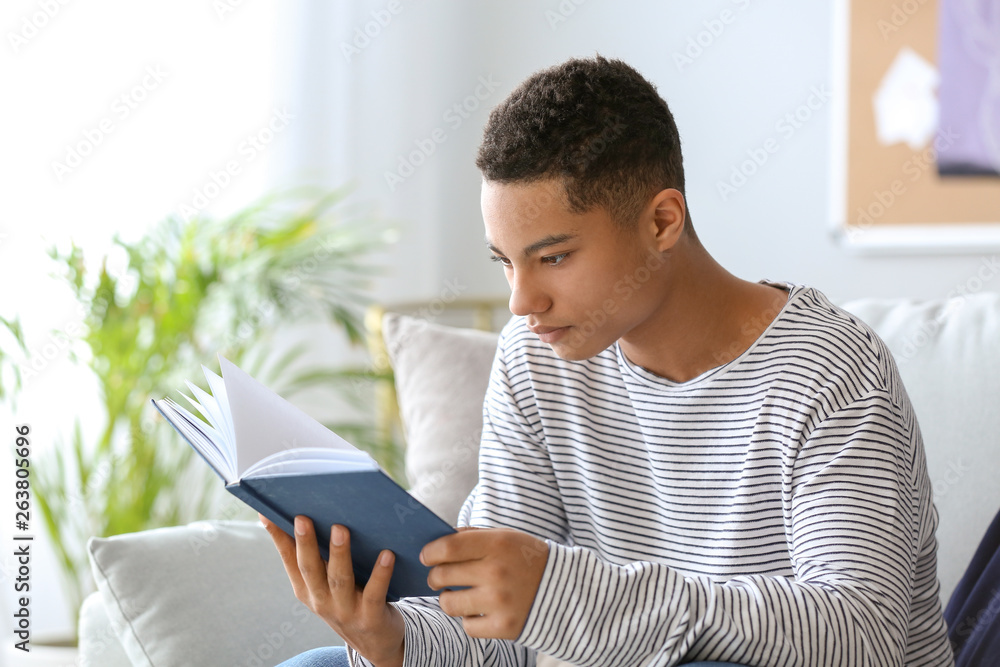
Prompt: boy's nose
<box><xmin>508</xmin><ymin>274</ymin><xmax>550</xmax><ymax>317</ymax></box>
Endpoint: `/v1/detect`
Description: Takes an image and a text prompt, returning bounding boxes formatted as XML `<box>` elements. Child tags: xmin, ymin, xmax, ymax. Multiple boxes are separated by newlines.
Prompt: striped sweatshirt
<box><xmin>351</xmin><ymin>282</ymin><xmax>954</xmax><ymax>667</ymax></box>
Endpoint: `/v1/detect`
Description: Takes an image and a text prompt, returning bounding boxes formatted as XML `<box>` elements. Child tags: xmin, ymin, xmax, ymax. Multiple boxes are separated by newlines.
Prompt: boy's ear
<box><xmin>647</xmin><ymin>188</ymin><xmax>687</xmax><ymax>251</ymax></box>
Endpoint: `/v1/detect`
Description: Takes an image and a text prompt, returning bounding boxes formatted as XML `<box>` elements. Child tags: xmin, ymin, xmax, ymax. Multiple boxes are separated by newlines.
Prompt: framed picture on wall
<box><xmin>829</xmin><ymin>0</ymin><xmax>1000</xmax><ymax>253</ymax></box>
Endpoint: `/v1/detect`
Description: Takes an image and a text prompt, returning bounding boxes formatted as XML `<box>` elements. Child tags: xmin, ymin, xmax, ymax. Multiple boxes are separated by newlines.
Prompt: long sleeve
<box><xmin>512</xmin><ymin>391</ymin><xmax>937</xmax><ymax>666</ymax></box>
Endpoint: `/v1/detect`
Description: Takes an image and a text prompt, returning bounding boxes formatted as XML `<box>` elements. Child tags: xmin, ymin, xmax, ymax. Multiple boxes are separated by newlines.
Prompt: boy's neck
<box><xmin>617</xmin><ymin>238</ymin><xmax>789</xmax><ymax>383</ymax></box>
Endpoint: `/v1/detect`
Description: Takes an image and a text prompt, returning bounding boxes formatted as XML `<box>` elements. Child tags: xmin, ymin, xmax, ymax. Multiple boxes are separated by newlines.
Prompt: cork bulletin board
<box><xmin>829</xmin><ymin>0</ymin><xmax>1000</xmax><ymax>251</ymax></box>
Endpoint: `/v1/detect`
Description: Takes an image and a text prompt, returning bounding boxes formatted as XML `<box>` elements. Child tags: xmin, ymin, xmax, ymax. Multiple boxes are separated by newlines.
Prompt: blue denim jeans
<box><xmin>276</xmin><ymin>648</ymin><xmax>745</xmax><ymax>667</ymax></box>
<box><xmin>276</xmin><ymin>646</ymin><xmax>350</xmax><ymax>667</ymax></box>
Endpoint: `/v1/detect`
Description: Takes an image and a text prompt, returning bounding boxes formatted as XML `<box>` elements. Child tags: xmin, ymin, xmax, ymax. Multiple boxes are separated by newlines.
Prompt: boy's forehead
<box><xmin>481</xmin><ymin>178</ymin><xmax>615</xmax><ymax>253</ymax></box>
<box><xmin>480</xmin><ymin>178</ymin><xmax>573</xmax><ymax>223</ymax></box>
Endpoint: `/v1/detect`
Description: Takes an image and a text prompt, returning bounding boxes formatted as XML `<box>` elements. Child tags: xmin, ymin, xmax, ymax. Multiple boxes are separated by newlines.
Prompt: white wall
<box><xmin>287</xmin><ymin>0</ymin><xmax>998</xmax><ymax>306</ymax></box>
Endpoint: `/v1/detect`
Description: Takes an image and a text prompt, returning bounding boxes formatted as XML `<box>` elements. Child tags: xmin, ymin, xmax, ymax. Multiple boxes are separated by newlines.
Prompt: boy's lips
<box><xmin>529</xmin><ymin>325</ymin><xmax>571</xmax><ymax>343</ymax></box>
<box><xmin>527</xmin><ymin>323</ymin><xmax>566</xmax><ymax>334</ymax></box>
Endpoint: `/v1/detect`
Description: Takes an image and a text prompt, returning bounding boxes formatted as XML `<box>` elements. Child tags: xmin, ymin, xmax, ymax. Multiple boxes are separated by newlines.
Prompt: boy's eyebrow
<box><xmin>485</xmin><ymin>233</ymin><xmax>577</xmax><ymax>258</ymax></box>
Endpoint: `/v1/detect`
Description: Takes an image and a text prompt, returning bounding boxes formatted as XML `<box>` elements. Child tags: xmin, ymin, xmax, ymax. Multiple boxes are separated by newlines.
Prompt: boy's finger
<box><xmin>361</xmin><ymin>549</ymin><xmax>395</xmax><ymax>612</ymax></box>
<box><xmin>421</xmin><ymin>529</ymin><xmax>486</xmax><ymax>566</ymax></box>
<box><xmin>260</xmin><ymin>514</ymin><xmax>307</xmax><ymax>594</ymax></box>
<box><xmin>325</xmin><ymin>524</ymin><xmax>356</xmax><ymax>603</ymax></box>
<box><xmin>293</xmin><ymin>516</ymin><xmax>329</xmax><ymax>595</ymax></box>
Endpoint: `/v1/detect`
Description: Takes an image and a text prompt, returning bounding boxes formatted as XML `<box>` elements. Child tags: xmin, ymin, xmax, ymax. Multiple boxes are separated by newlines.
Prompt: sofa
<box><xmin>79</xmin><ymin>292</ymin><xmax>1000</xmax><ymax>666</ymax></box>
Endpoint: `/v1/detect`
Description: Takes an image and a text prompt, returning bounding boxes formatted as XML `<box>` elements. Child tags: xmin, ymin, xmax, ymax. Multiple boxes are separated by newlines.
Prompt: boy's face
<box><xmin>482</xmin><ymin>178</ymin><xmax>668</xmax><ymax>361</ymax></box>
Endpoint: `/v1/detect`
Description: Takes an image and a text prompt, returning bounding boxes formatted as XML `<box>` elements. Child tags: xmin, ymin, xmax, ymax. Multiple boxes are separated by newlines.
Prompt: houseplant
<box><xmin>0</xmin><ymin>186</ymin><xmax>400</xmax><ymax>639</ymax></box>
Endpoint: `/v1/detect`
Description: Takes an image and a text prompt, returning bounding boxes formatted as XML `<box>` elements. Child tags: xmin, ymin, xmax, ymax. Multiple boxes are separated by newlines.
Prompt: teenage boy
<box><xmin>265</xmin><ymin>56</ymin><xmax>954</xmax><ymax>666</ymax></box>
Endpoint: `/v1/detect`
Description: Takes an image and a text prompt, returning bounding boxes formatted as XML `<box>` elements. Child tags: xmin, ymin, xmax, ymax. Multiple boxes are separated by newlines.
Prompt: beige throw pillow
<box><xmin>382</xmin><ymin>313</ymin><xmax>499</xmax><ymax>526</ymax></box>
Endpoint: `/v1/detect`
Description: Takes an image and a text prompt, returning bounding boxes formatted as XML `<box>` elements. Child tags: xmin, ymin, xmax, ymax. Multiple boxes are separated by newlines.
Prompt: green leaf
<box><xmin>4</xmin><ymin>186</ymin><xmax>398</xmax><ymax>631</ymax></box>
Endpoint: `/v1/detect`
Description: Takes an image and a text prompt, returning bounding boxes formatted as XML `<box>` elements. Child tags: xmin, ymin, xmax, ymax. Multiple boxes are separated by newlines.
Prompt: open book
<box><xmin>151</xmin><ymin>356</ymin><xmax>455</xmax><ymax>601</ymax></box>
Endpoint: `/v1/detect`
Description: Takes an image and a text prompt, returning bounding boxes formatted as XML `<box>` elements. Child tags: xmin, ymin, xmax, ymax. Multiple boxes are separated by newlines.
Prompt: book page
<box><xmin>153</xmin><ymin>398</ymin><xmax>235</xmax><ymax>481</ymax></box>
<box><xmin>219</xmin><ymin>356</ymin><xmax>361</xmax><ymax>478</ymax></box>
<box><xmin>202</xmin><ymin>365</ymin><xmax>236</xmax><ymax>445</ymax></box>
<box><xmin>245</xmin><ymin>454</ymin><xmax>375</xmax><ymax>478</ymax></box>
<box><xmin>183</xmin><ymin>380</ymin><xmax>229</xmax><ymax>441</ymax></box>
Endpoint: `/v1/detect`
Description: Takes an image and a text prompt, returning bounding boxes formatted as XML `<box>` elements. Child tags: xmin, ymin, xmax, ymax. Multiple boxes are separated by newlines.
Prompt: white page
<box><xmin>158</xmin><ymin>398</ymin><xmax>235</xmax><ymax>481</ymax></box>
<box><xmin>219</xmin><ymin>356</ymin><xmax>358</xmax><ymax>479</ymax></box>
<box><xmin>246</xmin><ymin>455</ymin><xmax>376</xmax><ymax>478</ymax></box>
<box><xmin>179</xmin><ymin>390</ymin><xmax>212</xmax><ymax>424</ymax></box>
<box><xmin>202</xmin><ymin>365</ymin><xmax>236</xmax><ymax>446</ymax></box>
<box><xmin>183</xmin><ymin>381</ymin><xmax>228</xmax><ymax>440</ymax></box>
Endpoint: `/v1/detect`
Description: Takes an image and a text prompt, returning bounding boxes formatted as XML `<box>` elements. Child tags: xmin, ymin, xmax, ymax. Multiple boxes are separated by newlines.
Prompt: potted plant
<box><xmin>0</xmin><ymin>186</ymin><xmax>401</xmax><ymax>651</ymax></box>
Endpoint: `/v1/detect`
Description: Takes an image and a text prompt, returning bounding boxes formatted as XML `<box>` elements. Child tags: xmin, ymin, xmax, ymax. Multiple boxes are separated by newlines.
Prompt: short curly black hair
<box><xmin>476</xmin><ymin>55</ymin><xmax>686</xmax><ymax>229</ymax></box>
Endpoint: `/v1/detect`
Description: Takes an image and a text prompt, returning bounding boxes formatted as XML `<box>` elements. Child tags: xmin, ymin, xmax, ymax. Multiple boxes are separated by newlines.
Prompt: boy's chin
<box><xmin>547</xmin><ymin>331</ymin><xmax>615</xmax><ymax>361</ymax></box>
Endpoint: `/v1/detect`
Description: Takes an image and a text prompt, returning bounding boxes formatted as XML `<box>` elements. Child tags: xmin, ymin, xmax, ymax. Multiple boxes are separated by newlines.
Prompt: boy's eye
<box><xmin>489</xmin><ymin>253</ymin><xmax>568</xmax><ymax>267</ymax></box>
<box><xmin>489</xmin><ymin>254</ymin><xmax>512</xmax><ymax>267</ymax></box>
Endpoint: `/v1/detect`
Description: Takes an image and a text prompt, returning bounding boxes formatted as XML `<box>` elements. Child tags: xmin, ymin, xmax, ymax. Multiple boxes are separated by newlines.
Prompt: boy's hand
<box><xmin>260</xmin><ymin>514</ymin><xmax>405</xmax><ymax>667</ymax></box>
<box><xmin>421</xmin><ymin>527</ymin><xmax>549</xmax><ymax>640</ymax></box>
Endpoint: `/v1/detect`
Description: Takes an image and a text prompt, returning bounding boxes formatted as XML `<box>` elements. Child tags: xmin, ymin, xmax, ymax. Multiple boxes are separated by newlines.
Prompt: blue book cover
<box><xmin>151</xmin><ymin>356</ymin><xmax>455</xmax><ymax>601</ymax></box>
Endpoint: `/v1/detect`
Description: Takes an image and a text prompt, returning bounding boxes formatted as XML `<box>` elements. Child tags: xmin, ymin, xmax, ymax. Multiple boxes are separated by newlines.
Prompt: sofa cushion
<box><xmin>840</xmin><ymin>293</ymin><xmax>1000</xmax><ymax>602</ymax></box>
<box><xmin>382</xmin><ymin>313</ymin><xmax>500</xmax><ymax>527</ymax></box>
<box><xmin>87</xmin><ymin>519</ymin><xmax>342</xmax><ymax>667</ymax></box>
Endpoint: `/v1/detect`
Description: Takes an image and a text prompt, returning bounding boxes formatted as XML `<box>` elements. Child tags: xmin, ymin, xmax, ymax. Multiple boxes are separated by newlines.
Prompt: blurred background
<box><xmin>0</xmin><ymin>0</ymin><xmax>996</xmax><ymax>650</ymax></box>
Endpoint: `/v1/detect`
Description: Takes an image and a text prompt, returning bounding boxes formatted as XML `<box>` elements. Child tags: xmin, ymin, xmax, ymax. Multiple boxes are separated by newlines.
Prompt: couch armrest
<box><xmin>78</xmin><ymin>590</ymin><xmax>133</xmax><ymax>667</ymax></box>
